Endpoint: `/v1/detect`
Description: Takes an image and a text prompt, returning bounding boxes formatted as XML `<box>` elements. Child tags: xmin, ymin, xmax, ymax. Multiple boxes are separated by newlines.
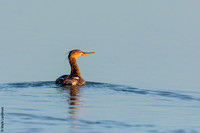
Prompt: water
<box><xmin>0</xmin><ymin>82</ymin><xmax>200</xmax><ymax>133</ymax></box>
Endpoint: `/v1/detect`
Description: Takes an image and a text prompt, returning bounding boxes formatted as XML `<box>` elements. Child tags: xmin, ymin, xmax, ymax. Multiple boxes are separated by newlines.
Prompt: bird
<box><xmin>55</xmin><ymin>49</ymin><xmax>95</xmax><ymax>86</ymax></box>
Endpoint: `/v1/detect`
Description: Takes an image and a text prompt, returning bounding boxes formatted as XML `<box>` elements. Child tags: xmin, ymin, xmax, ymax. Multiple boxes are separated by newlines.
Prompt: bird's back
<box><xmin>55</xmin><ymin>75</ymin><xmax>86</xmax><ymax>86</ymax></box>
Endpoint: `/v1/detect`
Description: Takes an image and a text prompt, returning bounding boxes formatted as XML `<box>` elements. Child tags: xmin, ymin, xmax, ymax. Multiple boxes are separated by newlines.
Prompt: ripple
<box><xmin>85</xmin><ymin>82</ymin><xmax>200</xmax><ymax>102</ymax></box>
<box><xmin>1</xmin><ymin>81</ymin><xmax>200</xmax><ymax>102</ymax></box>
<box><xmin>149</xmin><ymin>129</ymin><xmax>198</xmax><ymax>133</ymax></box>
<box><xmin>7</xmin><ymin>113</ymin><xmax>67</xmax><ymax>121</ymax></box>
<box><xmin>78</xmin><ymin>119</ymin><xmax>154</xmax><ymax>128</ymax></box>
<box><xmin>0</xmin><ymin>81</ymin><xmax>56</xmax><ymax>89</ymax></box>
<box><xmin>7</xmin><ymin>112</ymin><xmax>154</xmax><ymax>129</ymax></box>
<box><xmin>1</xmin><ymin>81</ymin><xmax>200</xmax><ymax>133</ymax></box>
<box><xmin>170</xmin><ymin>129</ymin><xmax>198</xmax><ymax>133</ymax></box>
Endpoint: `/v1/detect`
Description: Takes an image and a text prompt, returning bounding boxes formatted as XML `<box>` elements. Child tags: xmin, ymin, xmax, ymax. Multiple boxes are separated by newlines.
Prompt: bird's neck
<box><xmin>69</xmin><ymin>58</ymin><xmax>81</xmax><ymax>77</ymax></box>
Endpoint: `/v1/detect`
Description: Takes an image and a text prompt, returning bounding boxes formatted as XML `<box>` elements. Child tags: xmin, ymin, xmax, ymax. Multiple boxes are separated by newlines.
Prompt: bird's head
<box><xmin>68</xmin><ymin>49</ymin><xmax>95</xmax><ymax>59</ymax></box>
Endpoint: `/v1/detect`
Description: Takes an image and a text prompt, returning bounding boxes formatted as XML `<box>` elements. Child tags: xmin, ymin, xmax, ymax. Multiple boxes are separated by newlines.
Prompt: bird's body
<box><xmin>55</xmin><ymin>75</ymin><xmax>85</xmax><ymax>86</ymax></box>
<box><xmin>55</xmin><ymin>50</ymin><xmax>95</xmax><ymax>86</ymax></box>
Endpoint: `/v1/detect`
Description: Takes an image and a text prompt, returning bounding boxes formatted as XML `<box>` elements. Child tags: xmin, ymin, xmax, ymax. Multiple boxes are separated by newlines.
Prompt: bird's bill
<box><xmin>81</xmin><ymin>52</ymin><xmax>95</xmax><ymax>56</ymax></box>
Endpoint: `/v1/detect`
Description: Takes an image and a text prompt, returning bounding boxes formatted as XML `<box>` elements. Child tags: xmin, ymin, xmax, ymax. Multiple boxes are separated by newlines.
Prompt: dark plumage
<box><xmin>55</xmin><ymin>50</ymin><xmax>95</xmax><ymax>86</ymax></box>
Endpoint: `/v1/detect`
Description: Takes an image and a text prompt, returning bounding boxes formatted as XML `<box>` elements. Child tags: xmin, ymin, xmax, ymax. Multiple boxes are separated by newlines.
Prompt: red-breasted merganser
<box><xmin>55</xmin><ymin>50</ymin><xmax>95</xmax><ymax>86</ymax></box>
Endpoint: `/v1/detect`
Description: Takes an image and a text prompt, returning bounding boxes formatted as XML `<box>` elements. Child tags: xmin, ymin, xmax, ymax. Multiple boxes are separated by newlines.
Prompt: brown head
<box><xmin>68</xmin><ymin>49</ymin><xmax>95</xmax><ymax>78</ymax></box>
<box><xmin>68</xmin><ymin>50</ymin><xmax>95</xmax><ymax>59</ymax></box>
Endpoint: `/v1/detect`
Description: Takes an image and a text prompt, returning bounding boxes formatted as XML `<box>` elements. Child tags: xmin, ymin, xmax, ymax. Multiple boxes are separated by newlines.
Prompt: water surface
<box><xmin>0</xmin><ymin>81</ymin><xmax>200</xmax><ymax>133</ymax></box>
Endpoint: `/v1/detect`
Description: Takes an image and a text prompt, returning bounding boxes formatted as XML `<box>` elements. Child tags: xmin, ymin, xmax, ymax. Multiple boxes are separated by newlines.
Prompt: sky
<box><xmin>0</xmin><ymin>0</ymin><xmax>200</xmax><ymax>90</ymax></box>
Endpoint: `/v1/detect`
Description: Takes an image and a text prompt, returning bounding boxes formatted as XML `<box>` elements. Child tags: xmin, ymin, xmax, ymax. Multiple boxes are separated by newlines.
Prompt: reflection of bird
<box><xmin>68</xmin><ymin>86</ymin><xmax>80</xmax><ymax>115</ymax></box>
<box><xmin>56</xmin><ymin>50</ymin><xmax>95</xmax><ymax>86</ymax></box>
<box><xmin>59</xmin><ymin>86</ymin><xmax>81</xmax><ymax>116</ymax></box>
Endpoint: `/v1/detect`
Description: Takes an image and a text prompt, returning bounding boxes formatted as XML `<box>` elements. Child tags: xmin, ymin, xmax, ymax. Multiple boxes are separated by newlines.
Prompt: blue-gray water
<box><xmin>1</xmin><ymin>81</ymin><xmax>200</xmax><ymax>133</ymax></box>
<box><xmin>1</xmin><ymin>1</ymin><xmax>200</xmax><ymax>90</ymax></box>
<box><xmin>1</xmin><ymin>1</ymin><xmax>200</xmax><ymax>132</ymax></box>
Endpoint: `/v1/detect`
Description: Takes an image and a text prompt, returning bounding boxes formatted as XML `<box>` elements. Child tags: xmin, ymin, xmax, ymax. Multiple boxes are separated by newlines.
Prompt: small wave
<box><xmin>78</xmin><ymin>119</ymin><xmax>154</xmax><ymax>128</ymax></box>
<box><xmin>1</xmin><ymin>81</ymin><xmax>200</xmax><ymax>133</ymax></box>
<box><xmin>0</xmin><ymin>81</ymin><xmax>56</xmax><ymax>89</ymax></box>
<box><xmin>7</xmin><ymin>112</ymin><xmax>154</xmax><ymax>129</ymax></box>
<box><xmin>149</xmin><ymin>129</ymin><xmax>198</xmax><ymax>133</ymax></box>
<box><xmin>1</xmin><ymin>81</ymin><xmax>200</xmax><ymax>102</ymax></box>
<box><xmin>7</xmin><ymin>113</ymin><xmax>67</xmax><ymax>121</ymax></box>
<box><xmin>85</xmin><ymin>82</ymin><xmax>200</xmax><ymax>102</ymax></box>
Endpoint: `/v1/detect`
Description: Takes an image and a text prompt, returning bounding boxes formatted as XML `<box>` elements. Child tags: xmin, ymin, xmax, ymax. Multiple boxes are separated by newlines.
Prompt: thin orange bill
<box><xmin>81</xmin><ymin>52</ymin><xmax>95</xmax><ymax>56</ymax></box>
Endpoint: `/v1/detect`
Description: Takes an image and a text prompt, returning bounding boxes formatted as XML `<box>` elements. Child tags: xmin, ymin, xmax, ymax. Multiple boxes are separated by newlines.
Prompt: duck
<box><xmin>55</xmin><ymin>49</ymin><xmax>95</xmax><ymax>86</ymax></box>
